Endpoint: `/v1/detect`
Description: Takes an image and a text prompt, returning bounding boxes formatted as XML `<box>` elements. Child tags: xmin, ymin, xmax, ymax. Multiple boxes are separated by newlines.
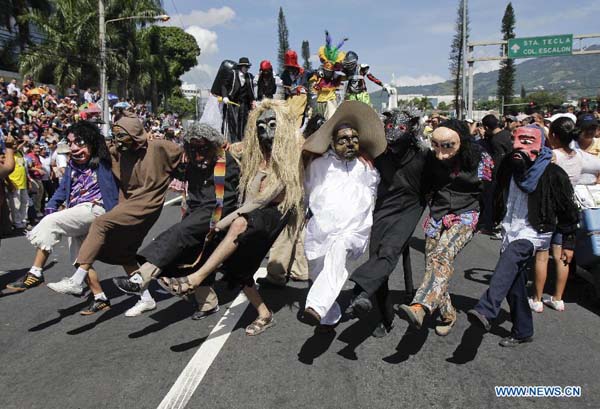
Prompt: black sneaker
<box><xmin>350</xmin><ymin>291</ymin><xmax>373</xmax><ymax>319</ymax></box>
<box><xmin>499</xmin><ymin>335</ymin><xmax>533</xmax><ymax>347</ymax></box>
<box><xmin>372</xmin><ymin>321</ymin><xmax>394</xmax><ymax>338</ymax></box>
<box><xmin>112</xmin><ymin>277</ymin><xmax>142</xmax><ymax>295</ymax></box>
<box><xmin>191</xmin><ymin>305</ymin><xmax>220</xmax><ymax>320</ymax></box>
<box><xmin>6</xmin><ymin>273</ymin><xmax>44</xmax><ymax>292</ymax></box>
<box><xmin>80</xmin><ymin>298</ymin><xmax>111</xmax><ymax>315</ymax></box>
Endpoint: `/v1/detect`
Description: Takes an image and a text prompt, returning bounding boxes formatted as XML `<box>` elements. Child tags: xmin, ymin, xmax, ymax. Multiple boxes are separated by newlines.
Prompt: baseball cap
<box><xmin>547</xmin><ymin>113</ymin><xmax>577</xmax><ymax>123</ymax></box>
<box><xmin>576</xmin><ymin>113</ymin><xmax>599</xmax><ymax>130</ymax></box>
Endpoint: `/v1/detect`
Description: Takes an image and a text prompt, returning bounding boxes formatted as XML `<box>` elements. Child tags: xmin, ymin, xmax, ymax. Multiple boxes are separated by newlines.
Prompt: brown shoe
<box><xmin>301</xmin><ymin>307</ymin><xmax>321</xmax><ymax>326</ymax></box>
<box><xmin>398</xmin><ymin>304</ymin><xmax>425</xmax><ymax>329</ymax></box>
<box><xmin>435</xmin><ymin>318</ymin><xmax>456</xmax><ymax>336</ymax></box>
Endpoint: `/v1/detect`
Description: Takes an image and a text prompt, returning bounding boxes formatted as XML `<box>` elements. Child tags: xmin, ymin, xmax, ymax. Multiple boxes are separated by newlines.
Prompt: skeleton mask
<box><xmin>332</xmin><ymin>125</ymin><xmax>359</xmax><ymax>162</ymax></box>
<box><xmin>256</xmin><ymin>109</ymin><xmax>276</xmax><ymax>153</ymax></box>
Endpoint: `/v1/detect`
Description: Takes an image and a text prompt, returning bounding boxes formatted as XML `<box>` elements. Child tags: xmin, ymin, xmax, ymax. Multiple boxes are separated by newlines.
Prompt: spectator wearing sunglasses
<box><xmin>6</xmin><ymin>121</ymin><xmax>118</xmax><ymax>295</ymax></box>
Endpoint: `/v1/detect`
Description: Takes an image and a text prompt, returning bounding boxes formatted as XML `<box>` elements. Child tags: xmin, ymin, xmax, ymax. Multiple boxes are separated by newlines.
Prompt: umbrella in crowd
<box><xmin>79</xmin><ymin>102</ymin><xmax>102</xmax><ymax>114</ymax></box>
<box><xmin>108</xmin><ymin>93</ymin><xmax>119</xmax><ymax>101</ymax></box>
<box><xmin>27</xmin><ymin>87</ymin><xmax>48</xmax><ymax>96</ymax></box>
<box><xmin>114</xmin><ymin>101</ymin><xmax>131</xmax><ymax>109</ymax></box>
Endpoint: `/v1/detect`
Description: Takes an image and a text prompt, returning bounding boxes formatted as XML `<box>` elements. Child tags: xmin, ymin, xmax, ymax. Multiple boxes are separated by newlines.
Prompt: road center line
<box><xmin>157</xmin><ymin>267</ymin><xmax>267</xmax><ymax>409</ymax></box>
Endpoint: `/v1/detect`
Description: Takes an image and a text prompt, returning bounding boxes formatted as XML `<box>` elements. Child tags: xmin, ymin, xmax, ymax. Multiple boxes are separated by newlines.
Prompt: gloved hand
<box><xmin>222</xmin><ymin>97</ymin><xmax>230</xmax><ymax>105</ymax></box>
<box><xmin>44</xmin><ymin>207</ymin><xmax>57</xmax><ymax>216</ymax></box>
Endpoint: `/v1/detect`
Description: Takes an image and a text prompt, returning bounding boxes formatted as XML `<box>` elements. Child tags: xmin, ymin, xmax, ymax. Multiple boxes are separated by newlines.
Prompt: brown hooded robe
<box><xmin>76</xmin><ymin>113</ymin><xmax>182</xmax><ymax>265</ymax></box>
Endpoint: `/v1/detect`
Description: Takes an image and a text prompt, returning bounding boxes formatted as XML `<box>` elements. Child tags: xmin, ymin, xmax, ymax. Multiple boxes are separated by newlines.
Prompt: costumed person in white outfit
<box><xmin>300</xmin><ymin>101</ymin><xmax>386</xmax><ymax>330</ymax></box>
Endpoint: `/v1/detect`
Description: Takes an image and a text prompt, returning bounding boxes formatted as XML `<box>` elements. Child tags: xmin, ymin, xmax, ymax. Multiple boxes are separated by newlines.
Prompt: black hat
<box><xmin>237</xmin><ymin>57</ymin><xmax>252</xmax><ymax>67</ymax></box>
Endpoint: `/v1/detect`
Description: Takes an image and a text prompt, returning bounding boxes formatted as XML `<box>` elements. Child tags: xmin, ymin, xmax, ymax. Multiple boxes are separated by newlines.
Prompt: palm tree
<box><xmin>19</xmin><ymin>0</ymin><xmax>100</xmax><ymax>91</ymax></box>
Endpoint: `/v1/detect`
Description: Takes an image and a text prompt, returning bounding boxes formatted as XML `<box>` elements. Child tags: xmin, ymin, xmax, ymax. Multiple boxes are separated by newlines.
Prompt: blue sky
<box><xmin>161</xmin><ymin>0</ymin><xmax>600</xmax><ymax>90</ymax></box>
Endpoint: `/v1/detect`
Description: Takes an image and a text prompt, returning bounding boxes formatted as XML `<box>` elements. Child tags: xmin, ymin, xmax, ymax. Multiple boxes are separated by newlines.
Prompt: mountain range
<box><xmin>375</xmin><ymin>44</ymin><xmax>600</xmax><ymax>103</ymax></box>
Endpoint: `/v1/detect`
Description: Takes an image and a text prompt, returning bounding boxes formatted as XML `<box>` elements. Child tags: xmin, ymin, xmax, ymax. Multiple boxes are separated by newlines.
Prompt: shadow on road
<box><xmin>129</xmin><ymin>299</ymin><xmax>192</xmax><ymax>339</ymax></box>
<box><xmin>382</xmin><ymin>325</ymin><xmax>429</xmax><ymax>364</ymax></box>
<box><xmin>28</xmin><ymin>297</ymin><xmax>90</xmax><ymax>332</ymax></box>
<box><xmin>464</xmin><ymin>267</ymin><xmax>494</xmax><ymax>285</ymax></box>
<box><xmin>170</xmin><ymin>336</ymin><xmax>209</xmax><ymax>352</ymax></box>
<box><xmin>66</xmin><ymin>296</ymin><xmax>136</xmax><ymax>335</ymax></box>
<box><xmin>298</xmin><ymin>331</ymin><xmax>336</xmax><ymax>365</ymax></box>
<box><xmin>337</xmin><ymin>317</ymin><xmax>378</xmax><ymax>361</ymax></box>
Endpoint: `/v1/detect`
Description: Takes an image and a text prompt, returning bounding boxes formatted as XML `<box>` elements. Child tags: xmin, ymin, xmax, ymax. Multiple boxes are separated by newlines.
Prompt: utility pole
<box><xmin>99</xmin><ymin>0</ymin><xmax>109</xmax><ymax>137</ymax></box>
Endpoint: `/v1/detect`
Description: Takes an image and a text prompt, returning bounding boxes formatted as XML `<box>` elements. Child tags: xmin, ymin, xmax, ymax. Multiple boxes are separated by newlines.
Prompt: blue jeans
<box><xmin>475</xmin><ymin>239</ymin><xmax>535</xmax><ymax>339</ymax></box>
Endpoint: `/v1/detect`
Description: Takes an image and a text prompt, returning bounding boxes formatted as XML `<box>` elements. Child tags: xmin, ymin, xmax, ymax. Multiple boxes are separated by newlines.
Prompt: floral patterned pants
<box><xmin>411</xmin><ymin>223</ymin><xmax>474</xmax><ymax>322</ymax></box>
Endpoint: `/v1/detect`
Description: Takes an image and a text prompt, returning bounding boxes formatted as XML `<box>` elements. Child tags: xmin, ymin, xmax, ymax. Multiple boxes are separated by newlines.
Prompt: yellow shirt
<box><xmin>8</xmin><ymin>152</ymin><xmax>28</xmax><ymax>190</ymax></box>
<box><xmin>584</xmin><ymin>138</ymin><xmax>600</xmax><ymax>157</ymax></box>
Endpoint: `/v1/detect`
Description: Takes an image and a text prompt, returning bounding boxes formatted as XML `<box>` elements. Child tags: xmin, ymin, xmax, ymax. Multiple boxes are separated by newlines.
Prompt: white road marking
<box><xmin>157</xmin><ymin>267</ymin><xmax>268</xmax><ymax>409</ymax></box>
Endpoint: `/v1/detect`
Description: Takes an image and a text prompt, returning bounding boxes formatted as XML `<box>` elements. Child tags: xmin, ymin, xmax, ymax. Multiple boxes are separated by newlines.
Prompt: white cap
<box><xmin>547</xmin><ymin>113</ymin><xmax>577</xmax><ymax>123</ymax></box>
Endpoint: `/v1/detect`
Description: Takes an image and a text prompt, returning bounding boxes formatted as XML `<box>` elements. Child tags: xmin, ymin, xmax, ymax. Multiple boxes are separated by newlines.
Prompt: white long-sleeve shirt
<box><xmin>304</xmin><ymin>150</ymin><xmax>380</xmax><ymax>260</ymax></box>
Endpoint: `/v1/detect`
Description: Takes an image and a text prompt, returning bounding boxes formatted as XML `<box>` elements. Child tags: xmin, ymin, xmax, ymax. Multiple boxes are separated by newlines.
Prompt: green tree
<box><xmin>497</xmin><ymin>3</ymin><xmax>516</xmax><ymax>105</ymax></box>
<box><xmin>527</xmin><ymin>91</ymin><xmax>564</xmax><ymax>110</ymax></box>
<box><xmin>475</xmin><ymin>99</ymin><xmax>500</xmax><ymax>110</ymax></box>
<box><xmin>437</xmin><ymin>101</ymin><xmax>449</xmax><ymax>111</ymax></box>
<box><xmin>19</xmin><ymin>0</ymin><xmax>104</xmax><ymax>91</ymax></box>
<box><xmin>410</xmin><ymin>96</ymin><xmax>433</xmax><ymax>111</ymax></box>
<box><xmin>520</xmin><ymin>84</ymin><xmax>526</xmax><ymax>99</ymax></box>
<box><xmin>301</xmin><ymin>40</ymin><xmax>312</xmax><ymax>71</ymax></box>
<box><xmin>277</xmin><ymin>7</ymin><xmax>290</xmax><ymax>74</ymax></box>
<box><xmin>162</xmin><ymin>87</ymin><xmax>196</xmax><ymax>118</ymax></box>
<box><xmin>449</xmin><ymin>0</ymin><xmax>469</xmax><ymax>119</ymax></box>
<box><xmin>132</xmin><ymin>26</ymin><xmax>199</xmax><ymax>110</ymax></box>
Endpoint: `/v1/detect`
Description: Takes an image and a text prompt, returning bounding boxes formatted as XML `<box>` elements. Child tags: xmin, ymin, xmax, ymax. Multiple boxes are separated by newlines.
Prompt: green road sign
<box><xmin>508</xmin><ymin>34</ymin><xmax>573</xmax><ymax>59</ymax></box>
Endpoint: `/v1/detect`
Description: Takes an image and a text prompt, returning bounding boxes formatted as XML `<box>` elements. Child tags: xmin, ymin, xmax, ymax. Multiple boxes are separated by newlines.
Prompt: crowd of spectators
<box><xmin>0</xmin><ymin>76</ymin><xmax>184</xmax><ymax>235</ymax></box>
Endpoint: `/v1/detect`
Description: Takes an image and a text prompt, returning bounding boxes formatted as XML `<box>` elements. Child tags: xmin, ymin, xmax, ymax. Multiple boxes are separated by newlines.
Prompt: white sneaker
<box><xmin>542</xmin><ymin>295</ymin><xmax>565</xmax><ymax>311</ymax></box>
<box><xmin>125</xmin><ymin>299</ymin><xmax>157</xmax><ymax>317</ymax></box>
<box><xmin>528</xmin><ymin>297</ymin><xmax>543</xmax><ymax>313</ymax></box>
<box><xmin>47</xmin><ymin>277</ymin><xmax>84</xmax><ymax>295</ymax></box>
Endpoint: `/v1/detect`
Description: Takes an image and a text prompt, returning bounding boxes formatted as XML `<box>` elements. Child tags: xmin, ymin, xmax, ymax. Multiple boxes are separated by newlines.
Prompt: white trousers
<box><xmin>305</xmin><ymin>240</ymin><xmax>349</xmax><ymax>325</ymax></box>
<box><xmin>8</xmin><ymin>188</ymin><xmax>29</xmax><ymax>228</ymax></box>
<box><xmin>27</xmin><ymin>203</ymin><xmax>105</xmax><ymax>264</ymax></box>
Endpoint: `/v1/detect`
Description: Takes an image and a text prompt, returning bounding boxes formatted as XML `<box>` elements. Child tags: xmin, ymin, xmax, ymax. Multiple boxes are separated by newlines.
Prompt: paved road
<box><xmin>1</xmin><ymin>204</ymin><xmax>599</xmax><ymax>409</ymax></box>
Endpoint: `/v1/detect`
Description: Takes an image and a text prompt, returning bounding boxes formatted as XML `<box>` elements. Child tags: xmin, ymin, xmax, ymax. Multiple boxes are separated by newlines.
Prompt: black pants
<box><xmin>138</xmin><ymin>207</ymin><xmax>212</xmax><ymax>273</ymax></box>
<box><xmin>350</xmin><ymin>203</ymin><xmax>423</xmax><ymax>324</ymax></box>
<box><xmin>474</xmin><ymin>239</ymin><xmax>535</xmax><ymax>339</ymax></box>
<box><xmin>223</xmin><ymin>103</ymin><xmax>250</xmax><ymax>143</ymax></box>
<box><xmin>351</xmin><ymin>203</ymin><xmax>424</xmax><ymax>295</ymax></box>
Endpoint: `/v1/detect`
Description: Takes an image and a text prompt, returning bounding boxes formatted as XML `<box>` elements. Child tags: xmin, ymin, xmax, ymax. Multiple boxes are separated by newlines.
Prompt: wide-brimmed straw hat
<box><xmin>303</xmin><ymin>101</ymin><xmax>386</xmax><ymax>158</ymax></box>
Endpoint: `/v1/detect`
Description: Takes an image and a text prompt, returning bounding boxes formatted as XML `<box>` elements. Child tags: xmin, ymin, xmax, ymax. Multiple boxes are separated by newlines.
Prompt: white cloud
<box><xmin>185</xmin><ymin>26</ymin><xmax>219</xmax><ymax>55</ymax></box>
<box><xmin>390</xmin><ymin>74</ymin><xmax>446</xmax><ymax>87</ymax></box>
<box><xmin>170</xmin><ymin>7</ymin><xmax>235</xmax><ymax>29</ymax></box>
<box><xmin>473</xmin><ymin>60</ymin><xmax>501</xmax><ymax>74</ymax></box>
<box><xmin>181</xmin><ymin>63</ymin><xmax>216</xmax><ymax>88</ymax></box>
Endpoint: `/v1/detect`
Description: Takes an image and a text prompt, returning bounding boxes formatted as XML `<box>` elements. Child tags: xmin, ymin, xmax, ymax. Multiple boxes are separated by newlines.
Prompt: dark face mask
<box><xmin>510</xmin><ymin>149</ymin><xmax>534</xmax><ymax>175</ymax></box>
<box><xmin>186</xmin><ymin>138</ymin><xmax>216</xmax><ymax>170</ymax></box>
<box><xmin>384</xmin><ymin>113</ymin><xmax>416</xmax><ymax>154</ymax></box>
<box><xmin>332</xmin><ymin>128</ymin><xmax>360</xmax><ymax>161</ymax></box>
<box><xmin>256</xmin><ymin>109</ymin><xmax>276</xmax><ymax>153</ymax></box>
<box><xmin>112</xmin><ymin>126</ymin><xmax>135</xmax><ymax>152</ymax></box>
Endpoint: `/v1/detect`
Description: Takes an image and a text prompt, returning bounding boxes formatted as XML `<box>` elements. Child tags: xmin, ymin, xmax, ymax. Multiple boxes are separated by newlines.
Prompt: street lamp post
<box><xmin>98</xmin><ymin>0</ymin><xmax>169</xmax><ymax>137</ymax></box>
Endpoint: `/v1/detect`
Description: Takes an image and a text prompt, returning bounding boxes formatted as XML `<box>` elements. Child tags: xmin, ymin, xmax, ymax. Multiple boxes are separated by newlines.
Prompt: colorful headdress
<box><xmin>318</xmin><ymin>30</ymin><xmax>348</xmax><ymax>71</ymax></box>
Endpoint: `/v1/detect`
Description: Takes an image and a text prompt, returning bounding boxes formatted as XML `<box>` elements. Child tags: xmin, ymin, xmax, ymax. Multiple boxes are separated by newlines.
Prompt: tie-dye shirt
<box><xmin>68</xmin><ymin>161</ymin><xmax>104</xmax><ymax>208</ymax></box>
